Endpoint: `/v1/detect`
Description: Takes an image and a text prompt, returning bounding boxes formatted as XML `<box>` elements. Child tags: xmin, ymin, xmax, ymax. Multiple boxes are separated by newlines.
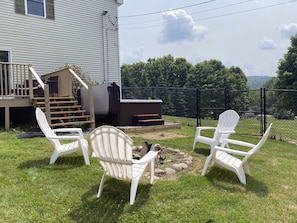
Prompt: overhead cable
<box><xmin>119</xmin><ymin>0</ymin><xmax>297</xmax><ymax>30</ymax></box>
<box><xmin>119</xmin><ymin>0</ymin><xmax>216</xmax><ymax>18</ymax></box>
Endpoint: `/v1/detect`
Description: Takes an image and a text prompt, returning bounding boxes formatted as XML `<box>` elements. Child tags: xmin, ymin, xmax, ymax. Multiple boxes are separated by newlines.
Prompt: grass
<box><xmin>1</xmin><ymin>117</ymin><xmax>297</xmax><ymax>222</ymax></box>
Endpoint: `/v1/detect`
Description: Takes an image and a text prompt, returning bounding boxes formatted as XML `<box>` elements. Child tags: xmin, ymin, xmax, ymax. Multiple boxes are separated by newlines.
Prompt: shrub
<box><xmin>60</xmin><ymin>64</ymin><xmax>99</xmax><ymax>96</ymax></box>
<box><xmin>272</xmin><ymin>108</ymin><xmax>295</xmax><ymax>120</ymax></box>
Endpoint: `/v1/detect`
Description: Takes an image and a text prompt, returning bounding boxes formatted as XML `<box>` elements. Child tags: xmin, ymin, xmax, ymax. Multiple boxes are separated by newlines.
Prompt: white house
<box><xmin>0</xmin><ymin>0</ymin><xmax>125</xmax><ymax>130</ymax></box>
<box><xmin>0</xmin><ymin>0</ymin><xmax>123</xmax><ymax>85</ymax></box>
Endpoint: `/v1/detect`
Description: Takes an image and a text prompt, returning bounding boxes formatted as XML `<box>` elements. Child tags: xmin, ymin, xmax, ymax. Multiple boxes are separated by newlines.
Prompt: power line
<box><xmin>120</xmin><ymin>0</ymin><xmax>251</xmax><ymax>26</ymax></box>
<box><xmin>119</xmin><ymin>0</ymin><xmax>297</xmax><ymax>30</ymax></box>
<box><xmin>190</xmin><ymin>0</ymin><xmax>251</xmax><ymax>16</ymax></box>
<box><xmin>119</xmin><ymin>0</ymin><xmax>216</xmax><ymax>18</ymax></box>
<box><xmin>193</xmin><ymin>0</ymin><xmax>297</xmax><ymax>22</ymax></box>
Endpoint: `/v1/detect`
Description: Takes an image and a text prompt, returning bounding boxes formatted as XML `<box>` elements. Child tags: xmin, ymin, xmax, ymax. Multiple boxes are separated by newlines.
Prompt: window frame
<box><xmin>25</xmin><ymin>0</ymin><xmax>47</xmax><ymax>18</ymax></box>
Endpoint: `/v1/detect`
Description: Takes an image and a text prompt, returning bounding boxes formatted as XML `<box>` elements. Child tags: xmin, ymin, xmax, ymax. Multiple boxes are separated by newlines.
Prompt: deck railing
<box><xmin>0</xmin><ymin>62</ymin><xmax>32</xmax><ymax>97</ymax></box>
<box><xmin>0</xmin><ymin>62</ymin><xmax>95</xmax><ymax>129</ymax></box>
<box><xmin>28</xmin><ymin>65</ymin><xmax>51</xmax><ymax>123</ymax></box>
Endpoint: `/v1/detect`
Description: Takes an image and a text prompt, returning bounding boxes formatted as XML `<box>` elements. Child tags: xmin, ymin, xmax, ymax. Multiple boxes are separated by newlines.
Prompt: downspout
<box><xmin>116</xmin><ymin>16</ymin><xmax>122</xmax><ymax>99</ymax></box>
<box><xmin>102</xmin><ymin>10</ymin><xmax>108</xmax><ymax>83</ymax></box>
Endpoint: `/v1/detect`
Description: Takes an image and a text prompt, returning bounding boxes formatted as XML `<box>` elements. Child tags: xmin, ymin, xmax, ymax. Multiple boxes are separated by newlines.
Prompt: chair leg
<box><xmin>130</xmin><ymin>178</ymin><xmax>140</xmax><ymax>205</ymax></box>
<box><xmin>243</xmin><ymin>163</ymin><xmax>250</xmax><ymax>175</ymax></box>
<box><xmin>192</xmin><ymin>140</ymin><xmax>197</xmax><ymax>152</ymax></box>
<box><xmin>149</xmin><ymin>160</ymin><xmax>155</xmax><ymax>184</ymax></box>
<box><xmin>236</xmin><ymin>168</ymin><xmax>247</xmax><ymax>185</ymax></box>
<box><xmin>49</xmin><ymin>150</ymin><xmax>59</xmax><ymax>164</ymax></box>
<box><xmin>201</xmin><ymin>155</ymin><xmax>213</xmax><ymax>176</ymax></box>
<box><xmin>81</xmin><ymin>145</ymin><xmax>90</xmax><ymax>165</ymax></box>
<box><xmin>97</xmin><ymin>173</ymin><xmax>106</xmax><ymax>198</ymax></box>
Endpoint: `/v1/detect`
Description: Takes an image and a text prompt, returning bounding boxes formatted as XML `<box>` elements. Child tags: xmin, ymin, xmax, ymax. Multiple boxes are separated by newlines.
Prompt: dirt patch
<box><xmin>131</xmin><ymin>132</ymin><xmax>187</xmax><ymax>140</ymax></box>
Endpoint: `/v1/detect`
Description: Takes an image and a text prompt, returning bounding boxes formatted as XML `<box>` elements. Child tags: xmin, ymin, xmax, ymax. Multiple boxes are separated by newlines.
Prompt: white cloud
<box><xmin>120</xmin><ymin>44</ymin><xmax>145</xmax><ymax>64</ymax></box>
<box><xmin>257</xmin><ymin>38</ymin><xmax>277</xmax><ymax>50</ymax></box>
<box><xmin>159</xmin><ymin>9</ymin><xmax>208</xmax><ymax>43</ymax></box>
<box><xmin>278</xmin><ymin>23</ymin><xmax>297</xmax><ymax>39</ymax></box>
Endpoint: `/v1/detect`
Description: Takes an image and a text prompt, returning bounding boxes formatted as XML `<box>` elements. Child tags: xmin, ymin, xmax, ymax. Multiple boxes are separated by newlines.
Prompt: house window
<box><xmin>26</xmin><ymin>0</ymin><xmax>46</xmax><ymax>17</ymax></box>
<box><xmin>15</xmin><ymin>0</ymin><xmax>55</xmax><ymax>20</ymax></box>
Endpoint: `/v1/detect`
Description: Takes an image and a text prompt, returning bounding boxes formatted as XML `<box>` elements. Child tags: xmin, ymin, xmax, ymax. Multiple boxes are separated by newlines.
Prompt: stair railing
<box><xmin>68</xmin><ymin>68</ymin><xmax>95</xmax><ymax>128</ymax></box>
<box><xmin>30</xmin><ymin>66</ymin><xmax>95</xmax><ymax>128</ymax></box>
<box><xmin>28</xmin><ymin>65</ymin><xmax>51</xmax><ymax>124</ymax></box>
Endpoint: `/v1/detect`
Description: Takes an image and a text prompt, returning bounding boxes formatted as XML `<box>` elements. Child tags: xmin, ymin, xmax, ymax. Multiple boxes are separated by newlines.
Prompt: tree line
<box><xmin>121</xmin><ymin>34</ymin><xmax>297</xmax><ymax>119</ymax></box>
<box><xmin>121</xmin><ymin>55</ymin><xmax>249</xmax><ymax>118</ymax></box>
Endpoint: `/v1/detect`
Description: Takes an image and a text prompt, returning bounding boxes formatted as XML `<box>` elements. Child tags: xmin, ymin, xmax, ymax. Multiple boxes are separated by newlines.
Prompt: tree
<box><xmin>170</xmin><ymin>57</ymin><xmax>193</xmax><ymax>87</ymax></box>
<box><xmin>262</xmin><ymin>77</ymin><xmax>278</xmax><ymax>115</ymax></box>
<box><xmin>275</xmin><ymin>34</ymin><xmax>297</xmax><ymax>90</ymax></box>
<box><xmin>121</xmin><ymin>62</ymin><xmax>149</xmax><ymax>99</ymax></box>
<box><xmin>120</xmin><ymin>56</ymin><xmax>250</xmax><ymax>118</ymax></box>
<box><xmin>121</xmin><ymin>62</ymin><xmax>147</xmax><ymax>87</ymax></box>
<box><xmin>228</xmin><ymin>66</ymin><xmax>249</xmax><ymax>111</ymax></box>
<box><xmin>185</xmin><ymin>60</ymin><xmax>249</xmax><ymax>114</ymax></box>
<box><xmin>274</xmin><ymin>34</ymin><xmax>297</xmax><ymax>114</ymax></box>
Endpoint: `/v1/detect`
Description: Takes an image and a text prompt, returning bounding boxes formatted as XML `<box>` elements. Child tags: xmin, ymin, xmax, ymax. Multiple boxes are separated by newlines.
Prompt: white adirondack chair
<box><xmin>192</xmin><ymin>109</ymin><xmax>240</xmax><ymax>154</ymax></box>
<box><xmin>35</xmin><ymin>108</ymin><xmax>90</xmax><ymax>165</ymax></box>
<box><xmin>89</xmin><ymin>125</ymin><xmax>158</xmax><ymax>205</ymax></box>
<box><xmin>201</xmin><ymin>123</ymin><xmax>273</xmax><ymax>185</ymax></box>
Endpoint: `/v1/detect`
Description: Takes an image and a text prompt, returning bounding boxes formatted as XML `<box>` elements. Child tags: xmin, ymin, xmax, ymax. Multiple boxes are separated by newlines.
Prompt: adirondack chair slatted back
<box><xmin>213</xmin><ymin>110</ymin><xmax>240</xmax><ymax>143</ymax></box>
<box><xmin>90</xmin><ymin>125</ymin><xmax>134</xmax><ymax>180</ymax></box>
<box><xmin>241</xmin><ymin>123</ymin><xmax>273</xmax><ymax>164</ymax></box>
<box><xmin>35</xmin><ymin>108</ymin><xmax>61</xmax><ymax>148</ymax></box>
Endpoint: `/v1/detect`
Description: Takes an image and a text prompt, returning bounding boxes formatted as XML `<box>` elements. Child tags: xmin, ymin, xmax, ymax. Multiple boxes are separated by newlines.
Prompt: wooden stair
<box><xmin>33</xmin><ymin>96</ymin><xmax>94</xmax><ymax>129</ymax></box>
<box><xmin>133</xmin><ymin>113</ymin><xmax>164</xmax><ymax>126</ymax></box>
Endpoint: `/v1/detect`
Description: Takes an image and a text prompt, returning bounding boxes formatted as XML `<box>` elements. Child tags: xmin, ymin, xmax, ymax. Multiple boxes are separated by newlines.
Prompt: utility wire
<box><xmin>120</xmin><ymin>0</ymin><xmax>251</xmax><ymax>26</ymax></box>
<box><xmin>119</xmin><ymin>0</ymin><xmax>297</xmax><ymax>30</ymax></box>
<box><xmin>119</xmin><ymin>0</ymin><xmax>216</xmax><ymax>18</ymax></box>
<box><xmin>190</xmin><ymin>0</ymin><xmax>251</xmax><ymax>15</ymax></box>
<box><xmin>194</xmin><ymin>0</ymin><xmax>297</xmax><ymax>22</ymax></box>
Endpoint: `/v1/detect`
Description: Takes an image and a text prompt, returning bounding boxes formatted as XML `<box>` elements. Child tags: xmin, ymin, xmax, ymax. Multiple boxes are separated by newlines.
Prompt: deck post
<box><xmin>5</xmin><ymin>106</ymin><xmax>9</xmax><ymax>131</ymax></box>
<box><xmin>44</xmin><ymin>84</ymin><xmax>51</xmax><ymax>125</ymax></box>
<box><xmin>28</xmin><ymin>64</ymin><xmax>33</xmax><ymax>100</ymax></box>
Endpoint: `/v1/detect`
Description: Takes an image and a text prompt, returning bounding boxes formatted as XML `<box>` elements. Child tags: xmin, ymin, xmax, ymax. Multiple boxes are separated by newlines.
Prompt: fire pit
<box><xmin>133</xmin><ymin>142</ymin><xmax>194</xmax><ymax>179</ymax></box>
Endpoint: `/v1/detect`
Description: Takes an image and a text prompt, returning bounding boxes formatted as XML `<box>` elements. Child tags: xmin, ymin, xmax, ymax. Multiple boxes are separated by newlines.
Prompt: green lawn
<box><xmin>0</xmin><ymin>117</ymin><xmax>297</xmax><ymax>222</ymax></box>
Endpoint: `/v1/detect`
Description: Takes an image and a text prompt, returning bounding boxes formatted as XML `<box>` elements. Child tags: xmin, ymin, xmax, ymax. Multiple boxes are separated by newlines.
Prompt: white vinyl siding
<box><xmin>0</xmin><ymin>0</ymin><xmax>121</xmax><ymax>86</ymax></box>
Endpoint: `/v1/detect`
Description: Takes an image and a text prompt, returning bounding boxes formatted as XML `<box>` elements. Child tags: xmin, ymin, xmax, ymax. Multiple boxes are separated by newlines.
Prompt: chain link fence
<box><xmin>122</xmin><ymin>87</ymin><xmax>297</xmax><ymax>143</ymax></box>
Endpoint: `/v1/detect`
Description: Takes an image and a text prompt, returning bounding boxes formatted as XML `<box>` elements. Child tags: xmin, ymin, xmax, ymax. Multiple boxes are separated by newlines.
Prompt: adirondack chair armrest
<box><xmin>47</xmin><ymin>135</ymin><xmax>81</xmax><ymax>140</ymax></box>
<box><xmin>221</xmin><ymin>138</ymin><xmax>255</xmax><ymax>148</ymax></box>
<box><xmin>53</xmin><ymin>128</ymin><xmax>84</xmax><ymax>138</ymax></box>
<box><xmin>132</xmin><ymin>151</ymin><xmax>158</xmax><ymax>165</ymax></box>
<box><xmin>196</xmin><ymin>126</ymin><xmax>216</xmax><ymax>135</ymax></box>
<box><xmin>214</xmin><ymin>146</ymin><xmax>249</xmax><ymax>156</ymax></box>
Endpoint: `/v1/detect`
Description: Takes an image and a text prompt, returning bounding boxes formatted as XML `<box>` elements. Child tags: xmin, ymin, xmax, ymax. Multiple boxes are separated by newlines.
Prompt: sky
<box><xmin>118</xmin><ymin>0</ymin><xmax>297</xmax><ymax>77</ymax></box>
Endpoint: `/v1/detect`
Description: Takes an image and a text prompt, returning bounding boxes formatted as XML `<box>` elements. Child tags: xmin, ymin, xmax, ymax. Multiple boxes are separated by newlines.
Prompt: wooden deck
<box><xmin>0</xmin><ymin>62</ymin><xmax>95</xmax><ymax>130</ymax></box>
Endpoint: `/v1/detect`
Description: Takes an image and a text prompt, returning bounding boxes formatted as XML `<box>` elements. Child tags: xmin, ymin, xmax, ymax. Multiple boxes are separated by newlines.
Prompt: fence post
<box><xmin>196</xmin><ymin>88</ymin><xmax>201</xmax><ymax>127</ymax></box>
<box><xmin>260</xmin><ymin>88</ymin><xmax>264</xmax><ymax>135</ymax></box>
<box><xmin>263</xmin><ymin>88</ymin><xmax>267</xmax><ymax>134</ymax></box>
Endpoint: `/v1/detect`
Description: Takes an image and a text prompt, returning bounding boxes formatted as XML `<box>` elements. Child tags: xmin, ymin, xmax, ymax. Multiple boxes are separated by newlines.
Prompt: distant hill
<box><xmin>247</xmin><ymin>76</ymin><xmax>273</xmax><ymax>89</ymax></box>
